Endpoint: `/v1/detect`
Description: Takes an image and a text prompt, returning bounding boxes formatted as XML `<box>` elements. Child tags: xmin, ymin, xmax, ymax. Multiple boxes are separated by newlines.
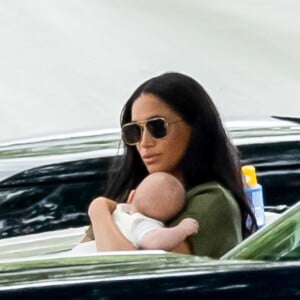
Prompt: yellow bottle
<box><xmin>242</xmin><ymin>165</ymin><xmax>265</xmax><ymax>228</ymax></box>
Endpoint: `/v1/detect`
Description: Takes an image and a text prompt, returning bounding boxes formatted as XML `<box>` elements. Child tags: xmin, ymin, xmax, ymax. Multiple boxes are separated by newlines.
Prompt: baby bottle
<box><xmin>242</xmin><ymin>165</ymin><xmax>266</xmax><ymax>229</ymax></box>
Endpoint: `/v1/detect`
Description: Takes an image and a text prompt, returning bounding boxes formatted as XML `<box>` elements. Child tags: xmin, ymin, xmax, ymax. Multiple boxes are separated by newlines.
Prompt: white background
<box><xmin>1</xmin><ymin>0</ymin><xmax>299</xmax><ymax>141</ymax></box>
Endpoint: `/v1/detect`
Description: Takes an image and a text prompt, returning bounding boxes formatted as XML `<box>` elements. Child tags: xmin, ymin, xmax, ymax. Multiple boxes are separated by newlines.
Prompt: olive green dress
<box><xmin>170</xmin><ymin>181</ymin><xmax>242</xmax><ymax>258</ymax></box>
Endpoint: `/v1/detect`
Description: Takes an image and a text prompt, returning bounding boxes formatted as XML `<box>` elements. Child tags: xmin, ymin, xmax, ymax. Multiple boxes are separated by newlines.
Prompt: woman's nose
<box><xmin>139</xmin><ymin>127</ymin><xmax>155</xmax><ymax>147</ymax></box>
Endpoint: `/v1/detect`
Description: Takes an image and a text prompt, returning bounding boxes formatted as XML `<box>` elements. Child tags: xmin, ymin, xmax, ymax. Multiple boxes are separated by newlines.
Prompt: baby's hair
<box><xmin>133</xmin><ymin>172</ymin><xmax>185</xmax><ymax>222</ymax></box>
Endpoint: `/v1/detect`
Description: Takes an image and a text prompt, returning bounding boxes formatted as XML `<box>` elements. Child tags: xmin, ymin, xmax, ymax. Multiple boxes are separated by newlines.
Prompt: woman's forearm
<box><xmin>88</xmin><ymin>197</ymin><xmax>137</xmax><ymax>251</ymax></box>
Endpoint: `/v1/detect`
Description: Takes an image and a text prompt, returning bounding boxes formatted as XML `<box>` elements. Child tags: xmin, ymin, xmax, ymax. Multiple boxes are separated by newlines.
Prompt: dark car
<box><xmin>0</xmin><ymin>116</ymin><xmax>299</xmax><ymax>239</ymax></box>
<box><xmin>0</xmin><ymin>116</ymin><xmax>299</xmax><ymax>299</ymax></box>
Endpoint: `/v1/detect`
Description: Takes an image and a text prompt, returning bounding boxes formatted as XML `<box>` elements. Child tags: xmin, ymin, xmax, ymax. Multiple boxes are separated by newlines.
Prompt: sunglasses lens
<box><xmin>147</xmin><ymin>119</ymin><xmax>167</xmax><ymax>138</ymax></box>
<box><xmin>122</xmin><ymin>118</ymin><xmax>168</xmax><ymax>145</ymax></box>
<box><xmin>122</xmin><ymin>124</ymin><xmax>141</xmax><ymax>145</ymax></box>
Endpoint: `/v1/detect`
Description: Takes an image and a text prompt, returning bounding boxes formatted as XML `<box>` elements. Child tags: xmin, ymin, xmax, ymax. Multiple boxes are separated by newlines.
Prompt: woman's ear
<box><xmin>127</xmin><ymin>190</ymin><xmax>136</xmax><ymax>204</ymax></box>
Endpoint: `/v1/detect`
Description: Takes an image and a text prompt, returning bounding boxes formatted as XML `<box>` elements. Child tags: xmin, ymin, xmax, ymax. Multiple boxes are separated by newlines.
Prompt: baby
<box><xmin>73</xmin><ymin>172</ymin><xmax>198</xmax><ymax>253</ymax></box>
<box><xmin>109</xmin><ymin>172</ymin><xmax>199</xmax><ymax>250</ymax></box>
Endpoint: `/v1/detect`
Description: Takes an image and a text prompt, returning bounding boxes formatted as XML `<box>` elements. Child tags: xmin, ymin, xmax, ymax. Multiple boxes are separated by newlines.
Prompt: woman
<box><xmin>87</xmin><ymin>72</ymin><xmax>257</xmax><ymax>258</ymax></box>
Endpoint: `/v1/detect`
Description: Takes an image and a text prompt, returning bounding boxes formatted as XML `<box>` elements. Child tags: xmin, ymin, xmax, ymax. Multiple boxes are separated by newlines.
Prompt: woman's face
<box><xmin>131</xmin><ymin>93</ymin><xmax>192</xmax><ymax>181</ymax></box>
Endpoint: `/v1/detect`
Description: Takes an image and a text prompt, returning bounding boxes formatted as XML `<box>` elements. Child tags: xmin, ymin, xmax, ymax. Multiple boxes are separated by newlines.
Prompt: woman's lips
<box><xmin>142</xmin><ymin>154</ymin><xmax>160</xmax><ymax>164</ymax></box>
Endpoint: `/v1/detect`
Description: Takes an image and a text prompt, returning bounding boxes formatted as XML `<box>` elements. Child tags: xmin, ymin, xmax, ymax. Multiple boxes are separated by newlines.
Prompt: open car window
<box><xmin>222</xmin><ymin>201</ymin><xmax>300</xmax><ymax>261</ymax></box>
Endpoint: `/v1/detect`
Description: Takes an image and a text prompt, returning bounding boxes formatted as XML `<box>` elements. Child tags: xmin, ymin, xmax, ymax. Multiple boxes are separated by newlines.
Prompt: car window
<box><xmin>222</xmin><ymin>201</ymin><xmax>300</xmax><ymax>261</ymax></box>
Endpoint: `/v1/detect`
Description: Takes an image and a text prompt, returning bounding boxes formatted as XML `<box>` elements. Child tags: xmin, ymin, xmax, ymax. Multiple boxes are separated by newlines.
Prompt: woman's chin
<box><xmin>145</xmin><ymin>165</ymin><xmax>163</xmax><ymax>174</ymax></box>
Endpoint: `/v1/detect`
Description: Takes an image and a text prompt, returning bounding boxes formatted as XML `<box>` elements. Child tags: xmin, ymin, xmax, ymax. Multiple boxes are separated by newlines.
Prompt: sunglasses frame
<box><xmin>122</xmin><ymin>117</ymin><xmax>182</xmax><ymax>146</ymax></box>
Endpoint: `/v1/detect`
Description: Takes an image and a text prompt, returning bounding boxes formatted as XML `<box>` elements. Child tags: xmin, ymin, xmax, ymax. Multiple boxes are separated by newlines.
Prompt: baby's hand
<box><xmin>178</xmin><ymin>218</ymin><xmax>199</xmax><ymax>236</ymax></box>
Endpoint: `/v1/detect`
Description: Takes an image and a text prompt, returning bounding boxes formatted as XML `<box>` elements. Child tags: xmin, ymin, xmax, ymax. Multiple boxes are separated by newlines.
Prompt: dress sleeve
<box><xmin>169</xmin><ymin>183</ymin><xmax>242</xmax><ymax>258</ymax></box>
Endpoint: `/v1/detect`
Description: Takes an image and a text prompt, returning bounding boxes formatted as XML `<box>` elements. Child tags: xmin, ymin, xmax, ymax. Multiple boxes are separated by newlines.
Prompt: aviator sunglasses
<box><xmin>122</xmin><ymin>117</ymin><xmax>182</xmax><ymax>146</ymax></box>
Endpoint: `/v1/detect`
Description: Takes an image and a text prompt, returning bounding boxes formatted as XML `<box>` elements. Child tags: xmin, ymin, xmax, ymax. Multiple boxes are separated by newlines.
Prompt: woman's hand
<box><xmin>88</xmin><ymin>197</ymin><xmax>137</xmax><ymax>251</ymax></box>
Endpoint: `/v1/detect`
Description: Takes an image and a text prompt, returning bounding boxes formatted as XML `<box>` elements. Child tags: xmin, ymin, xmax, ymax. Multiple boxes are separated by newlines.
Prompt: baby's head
<box><xmin>132</xmin><ymin>172</ymin><xmax>185</xmax><ymax>222</ymax></box>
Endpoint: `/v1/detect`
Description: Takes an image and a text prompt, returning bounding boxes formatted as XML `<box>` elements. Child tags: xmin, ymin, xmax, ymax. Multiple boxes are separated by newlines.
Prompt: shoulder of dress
<box><xmin>186</xmin><ymin>181</ymin><xmax>229</xmax><ymax>197</ymax></box>
<box><xmin>186</xmin><ymin>181</ymin><xmax>237</xmax><ymax>208</ymax></box>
